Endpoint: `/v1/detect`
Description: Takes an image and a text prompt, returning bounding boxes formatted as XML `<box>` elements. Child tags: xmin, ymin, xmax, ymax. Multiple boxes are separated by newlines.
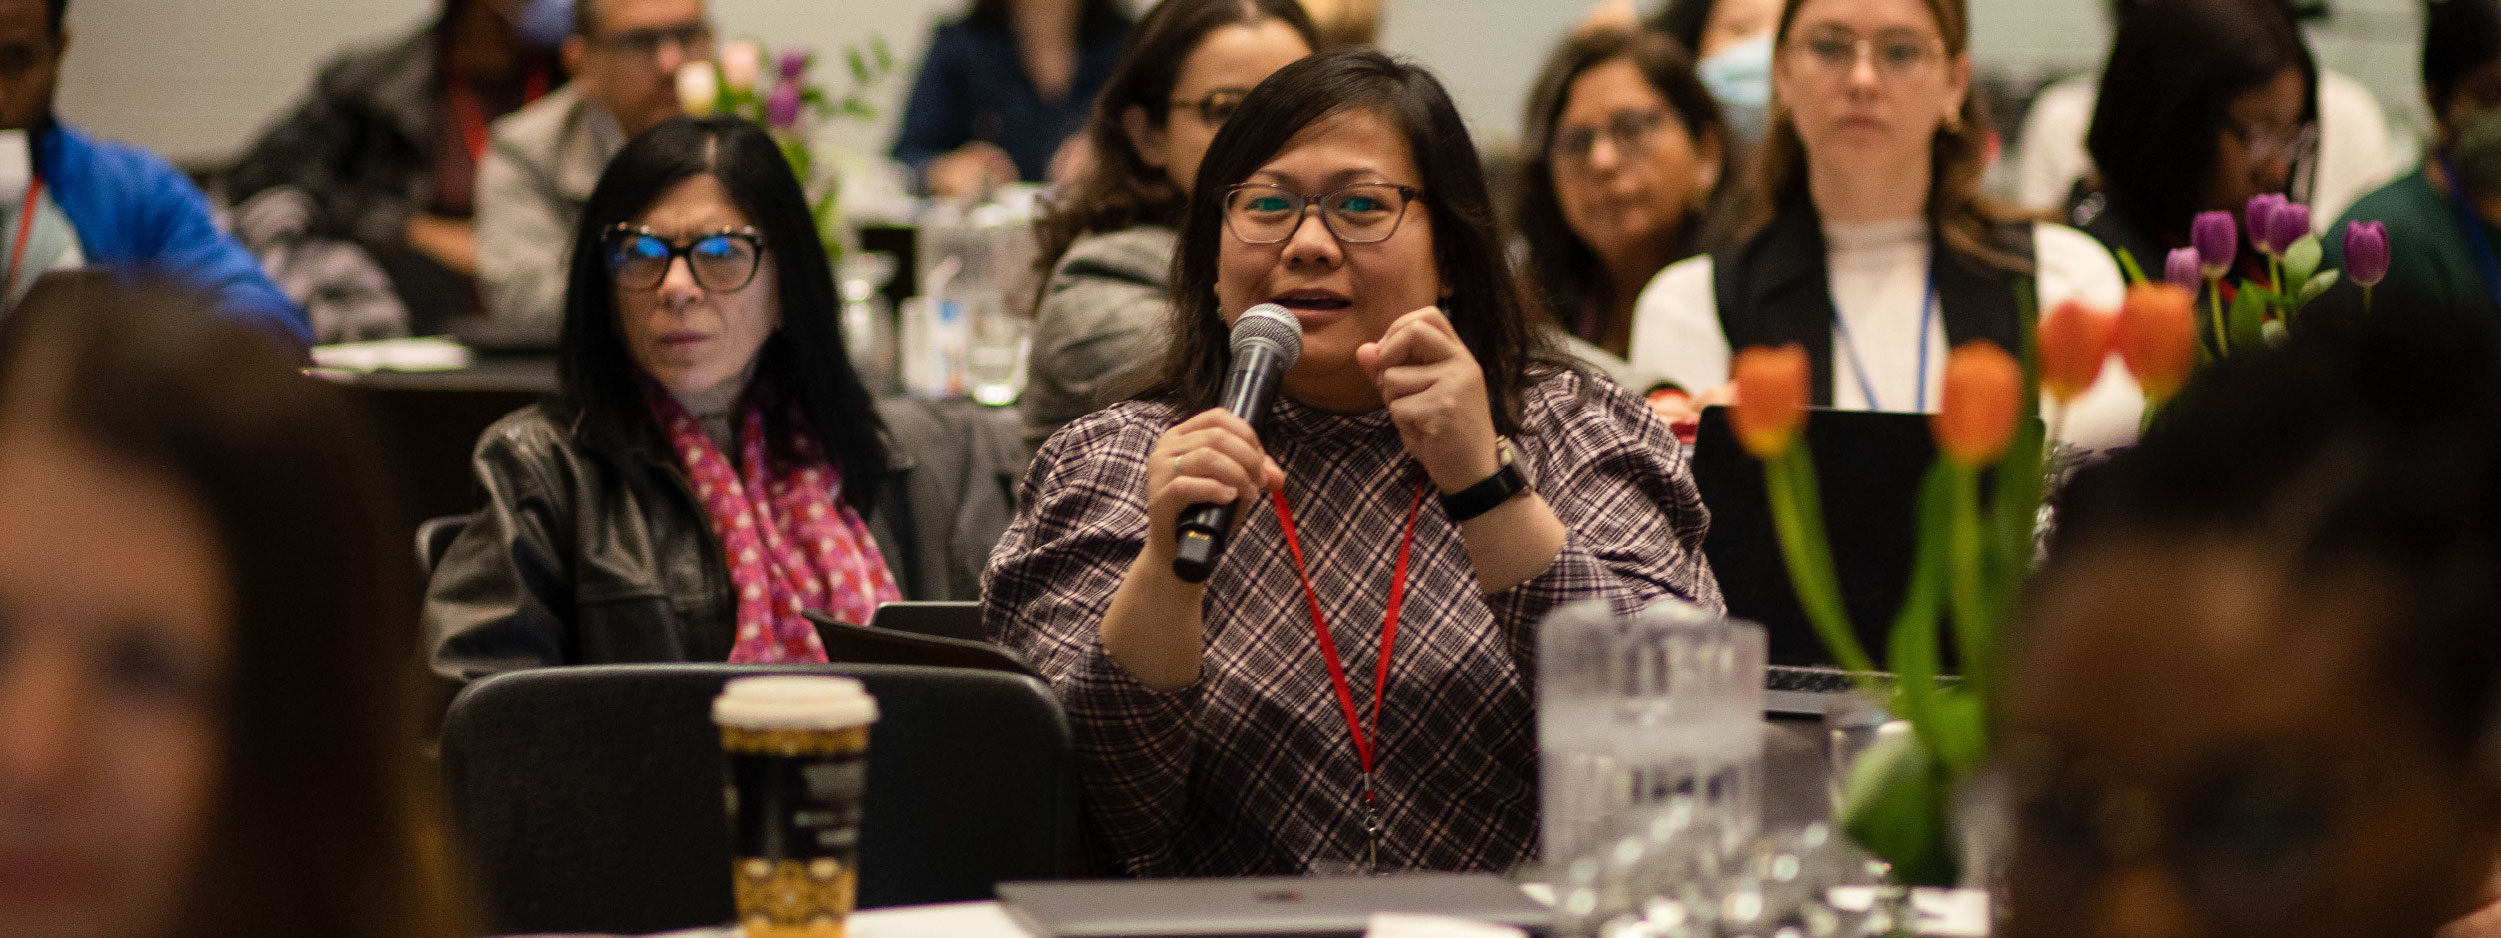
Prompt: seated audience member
<box><xmin>1650</xmin><ymin>0</ymin><xmax>1778</xmax><ymax>150</ymax></box>
<box><xmin>1515</xmin><ymin>27</ymin><xmax>1745</xmax><ymax>376</ymax></box>
<box><xmin>230</xmin><ymin>0</ymin><xmax>562</xmax><ymax>324</ymax></box>
<box><xmin>1022</xmin><ymin>0</ymin><xmax>1318</xmax><ymax>444</ymax></box>
<box><xmin>984</xmin><ymin>50</ymin><xmax>1721</xmax><ymax>877</ymax></box>
<box><xmin>428</xmin><ymin>117</ymin><xmax>1004</xmax><ymax>685</ymax></box>
<box><xmin>0</xmin><ymin>282</ymin><xmax>460</xmax><ymax>938</ymax></box>
<box><xmin>2014</xmin><ymin>0</ymin><xmax>2393</xmax><ymax>228</ymax></box>
<box><xmin>2067</xmin><ymin>0</ymin><xmax>2312</xmax><ymax>281</ymax></box>
<box><xmin>892</xmin><ymin>0</ymin><xmax>1132</xmax><ymax>198</ymax></box>
<box><xmin>1629</xmin><ymin>0</ymin><xmax>2143</xmax><ymax>449</ymax></box>
<box><xmin>2326</xmin><ymin>0</ymin><xmax>2501</xmax><ymax>331</ymax></box>
<box><xmin>477</xmin><ymin>0</ymin><xmax>711</xmax><ymax>332</ymax></box>
<box><xmin>2001</xmin><ymin>310</ymin><xmax>2501</xmax><ymax>938</ymax></box>
<box><xmin>0</xmin><ymin>0</ymin><xmax>303</xmax><ymax>344</ymax></box>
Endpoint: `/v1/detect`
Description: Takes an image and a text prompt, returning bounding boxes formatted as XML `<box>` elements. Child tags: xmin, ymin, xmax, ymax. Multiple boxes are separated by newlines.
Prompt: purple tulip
<box><xmin>767</xmin><ymin>82</ymin><xmax>803</xmax><ymax>129</ymax></box>
<box><xmin>2269</xmin><ymin>202</ymin><xmax>2312</xmax><ymax>257</ymax></box>
<box><xmin>2164</xmin><ymin>247</ymin><xmax>2203</xmax><ymax>292</ymax></box>
<box><xmin>2344</xmin><ymin>220</ymin><xmax>2390</xmax><ymax>288</ymax></box>
<box><xmin>2191</xmin><ymin>210</ymin><xmax>2236</xmax><ymax>279</ymax></box>
<box><xmin>778</xmin><ymin>48</ymin><xmax>811</xmax><ymax>82</ymax></box>
<box><xmin>2246</xmin><ymin>193</ymin><xmax>2289</xmax><ymax>255</ymax></box>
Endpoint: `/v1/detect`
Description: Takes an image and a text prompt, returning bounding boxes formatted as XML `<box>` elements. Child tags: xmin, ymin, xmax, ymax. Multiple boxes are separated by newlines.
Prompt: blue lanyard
<box><xmin>1830</xmin><ymin>271</ymin><xmax>1938</xmax><ymax>412</ymax></box>
<box><xmin>2440</xmin><ymin>154</ymin><xmax>2501</xmax><ymax>312</ymax></box>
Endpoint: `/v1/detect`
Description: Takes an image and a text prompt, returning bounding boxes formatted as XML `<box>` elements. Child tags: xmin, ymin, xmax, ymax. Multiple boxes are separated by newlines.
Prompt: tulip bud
<box><xmin>2115</xmin><ymin>283</ymin><xmax>2198</xmax><ymax>403</ymax></box>
<box><xmin>2343</xmin><ymin>220</ymin><xmax>2390</xmax><ymax>288</ymax></box>
<box><xmin>721</xmin><ymin>40</ymin><xmax>763</xmax><ymax>94</ymax></box>
<box><xmin>675</xmin><ymin>61</ymin><xmax>719</xmax><ymax>116</ymax></box>
<box><xmin>1731</xmin><ymin>344</ymin><xmax>1809</xmax><ymax>460</ymax></box>
<box><xmin>1932</xmin><ymin>342</ymin><xmax>2022</xmax><ymax>467</ymax></box>
<box><xmin>2246</xmin><ymin>194</ymin><xmax>2288</xmax><ymax>256</ymax></box>
<box><xmin>768</xmin><ymin>82</ymin><xmax>803</xmax><ymax>129</ymax></box>
<box><xmin>779</xmin><ymin>48</ymin><xmax>812</xmax><ymax>82</ymax></box>
<box><xmin>2037</xmin><ymin>299</ymin><xmax>2117</xmax><ymax>405</ymax></box>
<box><xmin>2192</xmin><ymin>211</ymin><xmax>2237</xmax><ymax>279</ymax></box>
<box><xmin>2163</xmin><ymin>247</ymin><xmax>2202</xmax><ymax>293</ymax></box>
<box><xmin>2268</xmin><ymin>203</ymin><xmax>2312</xmax><ymax>259</ymax></box>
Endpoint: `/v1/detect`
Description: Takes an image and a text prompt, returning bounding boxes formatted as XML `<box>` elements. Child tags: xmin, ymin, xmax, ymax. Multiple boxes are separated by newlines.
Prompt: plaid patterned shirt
<box><xmin>982</xmin><ymin>368</ymin><xmax>1721</xmax><ymax>877</ymax></box>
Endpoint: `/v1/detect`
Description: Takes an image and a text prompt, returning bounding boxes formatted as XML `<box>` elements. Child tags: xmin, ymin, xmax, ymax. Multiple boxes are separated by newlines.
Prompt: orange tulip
<box><xmin>1931</xmin><ymin>341</ymin><xmax>2022</xmax><ymax>466</ymax></box>
<box><xmin>2037</xmin><ymin>299</ymin><xmax>2117</xmax><ymax>404</ymax></box>
<box><xmin>1731</xmin><ymin>344</ymin><xmax>1809</xmax><ymax>459</ymax></box>
<box><xmin>2115</xmin><ymin>283</ymin><xmax>2198</xmax><ymax>403</ymax></box>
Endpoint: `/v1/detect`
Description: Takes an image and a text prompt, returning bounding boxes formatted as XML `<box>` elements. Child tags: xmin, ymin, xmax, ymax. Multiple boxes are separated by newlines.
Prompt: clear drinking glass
<box><xmin>1539</xmin><ymin>600</ymin><xmax>1767</xmax><ymax>873</ymax></box>
<box><xmin>964</xmin><ymin>293</ymin><xmax>1029</xmax><ymax>407</ymax></box>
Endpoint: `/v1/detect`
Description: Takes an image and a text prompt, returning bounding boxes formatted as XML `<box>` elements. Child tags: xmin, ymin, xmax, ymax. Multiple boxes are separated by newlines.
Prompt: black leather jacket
<box><xmin>424</xmin><ymin>399</ymin><xmax>1025</xmax><ymax>686</ymax></box>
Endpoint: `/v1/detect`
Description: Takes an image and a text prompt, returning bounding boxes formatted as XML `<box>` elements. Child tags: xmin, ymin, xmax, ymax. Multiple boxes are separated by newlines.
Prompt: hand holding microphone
<box><xmin>1152</xmin><ymin>304</ymin><xmax>1301</xmax><ymax>583</ymax></box>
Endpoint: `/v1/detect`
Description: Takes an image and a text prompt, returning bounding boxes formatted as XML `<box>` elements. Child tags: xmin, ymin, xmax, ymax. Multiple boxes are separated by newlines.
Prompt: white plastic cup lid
<box><xmin>712</xmin><ymin>675</ymin><xmax>879</xmax><ymax>730</ymax></box>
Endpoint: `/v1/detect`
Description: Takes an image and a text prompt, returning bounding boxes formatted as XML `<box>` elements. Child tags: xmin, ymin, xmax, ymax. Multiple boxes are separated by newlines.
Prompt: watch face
<box><xmin>1497</xmin><ymin>437</ymin><xmax>1534</xmax><ymax>490</ymax></box>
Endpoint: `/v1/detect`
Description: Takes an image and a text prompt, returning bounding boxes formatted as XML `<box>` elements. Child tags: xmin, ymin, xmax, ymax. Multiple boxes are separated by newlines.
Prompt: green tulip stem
<box><xmin>2363</xmin><ymin>283</ymin><xmax>2375</xmax><ymax>315</ymax></box>
<box><xmin>1762</xmin><ymin>444</ymin><xmax>1880</xmax><ymax>683</ymax></box>
<box><xmin>2206</xmin><ymin>277</ymin><xmax>2229</xmax><ymax>357</ymax></box>
<box><xmin>1942</xmin><ymin>463</ymin><xmax>1997</xmax><ymax>707</ymax></box>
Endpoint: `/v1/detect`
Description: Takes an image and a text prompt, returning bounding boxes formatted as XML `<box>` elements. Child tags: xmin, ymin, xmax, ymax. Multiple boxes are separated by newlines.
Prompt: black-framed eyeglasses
<box><xmin>1170</xmin><ymin>88</ymin><xmax>1251</xmax><ymax>128</ymax></box>
<box><xmin>604</xmin><ymin>225</ymin><xmax>766</xmax><ymax>292</ymax></box>
<box><xmin>592</xmin><ymin>22</ymin><xmax>714</xmax><ymax>61</ymax></box>
<box><xmin>1222</xmin><ymin>182</ymin><xmax>1422</xmax><ymax>245</ymax></box>
<box><xmin>1553</xmin><ymin>108</ymin><xmax>1673</xmax><ymax>167</ymax></box>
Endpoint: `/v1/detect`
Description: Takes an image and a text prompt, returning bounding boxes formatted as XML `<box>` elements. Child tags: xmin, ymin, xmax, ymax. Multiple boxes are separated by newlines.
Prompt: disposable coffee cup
<box><xmin>714</xmin><ymin>675</ymin><xmax>878</xmax><ymax>938</ymax></box>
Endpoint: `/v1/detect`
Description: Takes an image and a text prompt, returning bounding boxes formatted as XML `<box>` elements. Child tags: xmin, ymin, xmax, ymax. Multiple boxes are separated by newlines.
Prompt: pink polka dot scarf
<box><xmin>645</xmin><ymin>383</ymin><xmax>900</xmax><ymax>663</ymax></box>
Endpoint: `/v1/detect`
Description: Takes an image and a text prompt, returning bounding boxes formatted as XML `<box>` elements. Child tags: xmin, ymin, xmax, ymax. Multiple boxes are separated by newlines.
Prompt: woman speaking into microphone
<box><xmin>983</xmin><ymin>48</ymin><xmax>1720</xmax><ymax>878</ymax></box>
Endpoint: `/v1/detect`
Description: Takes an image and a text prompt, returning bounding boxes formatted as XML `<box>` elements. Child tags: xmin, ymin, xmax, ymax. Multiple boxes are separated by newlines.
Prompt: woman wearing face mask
<box><xmin>1515</xmin><ymin>28</ymin><xmax>1746</xmax><ymax>365</ymax></box>
<box><xmin>2070</xmin><ymin>0</ymin><xmax>2315</xmax><ymax>285</ymax></box>
<box><xmin>1628</xmin><ymin>0</ymin><xmax>2144</xmax><ymax>450</ymax></box>
<box><xmin>985</xmin><ymin>49</ymin><xmax>1719</xmax><ymax>877</ymax></box>
<box><xmin>2325</xmin><ymin>0</ymin><xmax>2501</xmax><ymax>336</ymax></box>
<box><xmin>2013</xmin><ymin>0</ymin><xmax>2395</xmax><ymax>229</ymax></box>
<box><xmin>428</xmin><ymin>117</ymin><xmax>925</xmax><ymax>685</ymax></box>
<box><xmin>1023</xmin><ymin>0</ymin><xmax>1319</xmax><ymax>444</ymax></box>
<box><xmin>1651</xmin><ymin>0</ymin><xmax>1779</xmax><ymax>151</ymax></box>
<box><xmin>0</xmin><ymin>284</ymin><xmax>464</xmax><ymax>938</ymax></box>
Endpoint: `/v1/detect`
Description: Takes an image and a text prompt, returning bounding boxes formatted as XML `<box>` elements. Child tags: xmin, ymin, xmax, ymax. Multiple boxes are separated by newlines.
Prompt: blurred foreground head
<box><xmin>2001</xmin><ymin>308</ymin><xmax>2501</xmax><ymax>938</ymax></box>
<box><xmin>0</xmin><ymin>280</ymin><xmax>461</xmax><ymax>938</ymax></box>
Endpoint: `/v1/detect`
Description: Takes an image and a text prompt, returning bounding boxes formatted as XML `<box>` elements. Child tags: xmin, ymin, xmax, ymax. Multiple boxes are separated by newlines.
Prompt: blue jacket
<box><xmin>889</xmin><ymin>18</ymin><xmax>1127</xmax><ymax>186</ymax></box>
<box><xmin>39</xmin><ymin>122</ymin><xmax>310</xmax><ymax>346</ymax></box>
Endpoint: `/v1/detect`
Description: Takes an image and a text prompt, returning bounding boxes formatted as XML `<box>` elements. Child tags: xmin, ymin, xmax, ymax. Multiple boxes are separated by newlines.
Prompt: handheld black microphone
<box><xmin>1171</xmin><ymin>303</ymin><xmax>1303</xmax><ymax>583</ymax></box>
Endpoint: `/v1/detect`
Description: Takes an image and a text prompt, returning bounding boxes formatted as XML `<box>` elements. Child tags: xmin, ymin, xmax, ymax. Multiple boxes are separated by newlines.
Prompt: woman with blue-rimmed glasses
<box><xmin>426</xmin><ymin>116</ymin><xmax>919</xmax><ymax>685</ymax></box>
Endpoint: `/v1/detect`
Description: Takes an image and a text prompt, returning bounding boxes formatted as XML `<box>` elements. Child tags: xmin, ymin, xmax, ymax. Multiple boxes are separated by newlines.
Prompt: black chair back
<box><xmin>439</xmin><ymin>662</ymin><xmax>1080</xmax><ymax>935</ymax></box>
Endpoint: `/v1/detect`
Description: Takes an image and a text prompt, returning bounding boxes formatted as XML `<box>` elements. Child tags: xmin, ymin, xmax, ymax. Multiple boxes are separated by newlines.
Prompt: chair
<box><xmin>808</xmin><ymin>610</ymin><xmax>1039</xmax><ymax>678</ymax></box>
<box><xmin>439</xmin><ymin>662</ymin><xmax>1081</xmax><ymax>936</ymax></box>
<box><xmin>414</xmin><ymin>512</ymin><xmax>470</xmax><ymax>578</ymax></box>
<box><xmin>866</xmin><ymin>600</ymin><xmax>987</xmax><ymax>642</ymax></box>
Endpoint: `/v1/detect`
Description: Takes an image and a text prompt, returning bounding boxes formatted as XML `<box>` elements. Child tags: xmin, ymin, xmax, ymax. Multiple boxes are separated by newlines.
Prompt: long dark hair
<box><xmin>1143</xmin><ymin>49</ymin><xmax>1564</xmax><ymax>435</ymax></box>
<box><xmin>1033</xmin><ymin>0</ymin><xmax>1319</xmax><ymax>288</ymax></box>
<box><xmin>553</xmin><ymin>116</ymin><xmax>889</xmax><ymax>511</ymax></box>
<box><xmin>0</xmin><ymin>279</ymin><xmax>463</xmax><ymax>938</ymax></box>
<box><xmin>2087</xmin><ymin>0</ymin><xmax>2316</xmax><ymax>247</ymax></box>
<box><xmin>967</xmin><ymin>0</ymin><xmax>1133</xmax><ymax>41</ymax></box>
<box><xmin>1649</xmin><ymin>0</ymin><xmax>1718</xmax><ymax>54</ymax></box>
<box><xmin>1513</xmin><ymin>27</ymin><xmax>1751</xmax><ymax>355</ymax></box>
<box><xmin>2423</xmin><ymin>0</ymin><xmax>2501</xmax><ymax>128</ymax></box>
<box><xmin>1760</xmin><ymin>0</ymin><xmax>2028</xmax><ymax>272</ymax></box>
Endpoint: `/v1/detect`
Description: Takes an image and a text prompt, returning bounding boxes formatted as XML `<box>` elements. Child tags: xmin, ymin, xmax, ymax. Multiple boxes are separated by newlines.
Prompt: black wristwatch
<box><xmin>1440</xmin><ymin>437</ymin><xmax>1532</xmax><ymax>523</ymax></box>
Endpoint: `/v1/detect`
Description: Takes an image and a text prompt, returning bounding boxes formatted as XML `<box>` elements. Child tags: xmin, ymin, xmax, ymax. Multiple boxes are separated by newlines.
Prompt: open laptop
<box><xmin>1688</xmin><ymin>406</ymin><xmax>2024</xmax><ymax>714</ymax></box>
<box><xmin>996</xmin><ymin>873</ymin><xmax>1551</xmax><ymax>938</ymax></box>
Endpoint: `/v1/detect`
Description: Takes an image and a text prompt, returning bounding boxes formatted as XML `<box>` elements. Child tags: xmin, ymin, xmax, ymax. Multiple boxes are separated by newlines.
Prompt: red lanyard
<box><xmin>4</xmin><ymin>175</ymin><xmax>44</xmax><ymax>300</ymax></box>
<box><xmin>1270</xmin><ymin>479</ymin><xmax>1428</xmax><ymax>873</ymax></box>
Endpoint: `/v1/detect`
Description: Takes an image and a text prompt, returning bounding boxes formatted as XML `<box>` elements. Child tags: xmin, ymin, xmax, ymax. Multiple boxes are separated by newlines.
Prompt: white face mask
<box><xmin>1697</xmin><ymin>32</ymin><xmax>1774</xmax><ymax>145</ymax></box>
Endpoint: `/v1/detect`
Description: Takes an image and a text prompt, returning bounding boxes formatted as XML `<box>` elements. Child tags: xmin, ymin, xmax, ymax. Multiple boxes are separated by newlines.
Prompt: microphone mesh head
<box><xmin>1231</xmin><ymin>303</ymin><xmax>1303</xmax><ymax>370</ymax></box>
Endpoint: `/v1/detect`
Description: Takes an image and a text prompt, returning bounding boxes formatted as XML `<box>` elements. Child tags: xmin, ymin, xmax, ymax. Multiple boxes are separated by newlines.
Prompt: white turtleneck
<box><xmin>1625</xmin><ymin>219</ymin><xmax>2146</xmax><ymax>450</ymax></box>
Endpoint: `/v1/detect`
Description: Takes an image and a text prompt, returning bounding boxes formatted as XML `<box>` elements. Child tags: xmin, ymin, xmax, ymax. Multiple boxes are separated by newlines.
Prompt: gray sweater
<box><xmin>1020</xmin><ymin>225</ymin><xmax>1176</xmax><ymax>445</ymax></box>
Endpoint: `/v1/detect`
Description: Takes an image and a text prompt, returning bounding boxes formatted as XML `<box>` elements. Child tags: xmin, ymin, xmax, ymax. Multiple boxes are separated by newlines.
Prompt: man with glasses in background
<box><xmin>476</xmin><ymin>0</ymin><xmax>710</xmax><ymax>333</ymax></box>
